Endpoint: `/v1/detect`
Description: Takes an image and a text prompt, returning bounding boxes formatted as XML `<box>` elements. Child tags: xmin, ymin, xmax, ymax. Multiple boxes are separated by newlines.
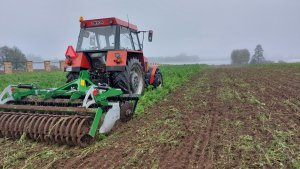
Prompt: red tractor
<box><xmin>64</xmin><ymin>17</ymin><xmax>163</xmax><ymax>95</ymax></box>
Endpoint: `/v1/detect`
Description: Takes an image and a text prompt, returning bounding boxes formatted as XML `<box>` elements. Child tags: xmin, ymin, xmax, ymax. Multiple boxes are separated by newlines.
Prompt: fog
<box><xmin>0</xmin><ymin>0</ymin><xmax>299</xmax><ymax>64</ymax></box>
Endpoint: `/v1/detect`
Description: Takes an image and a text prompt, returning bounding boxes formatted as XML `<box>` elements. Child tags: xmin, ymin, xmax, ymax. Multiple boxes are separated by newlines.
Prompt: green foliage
<box><xmin>218</xmin><ymin>87</ymin><xmax>241</xmax><ymax>101</ymax></box>
<box><xmin>0</xmin><ymin>71</ymin><xmax>67</xmax><ymax>91</ymax></box>
<box><xmin>135</xmin><ymin>64</ymin><xmax>209</xmax><ymax>115</ymax></box>
<box><xmin>231</xmin><ymin>49</ymin><xmax>250</xmax><ymax>65</ymax></box>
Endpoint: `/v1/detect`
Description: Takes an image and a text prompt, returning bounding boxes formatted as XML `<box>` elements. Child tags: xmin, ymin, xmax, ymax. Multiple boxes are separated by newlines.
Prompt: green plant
<box><xmin>135</xmin><ymin>64</ymin><xmax>209</xmax><ymax>115</ymax></box>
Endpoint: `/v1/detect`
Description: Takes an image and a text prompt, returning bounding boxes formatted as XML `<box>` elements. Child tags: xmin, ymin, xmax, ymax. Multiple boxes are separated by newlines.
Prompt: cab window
<box><xmin>120</xmin><ymin>27</ymin><xmax>134</xmax><ymax>50</ymax></box>
<box><xmin>131</xmin><ymin>32</ymin><xmax>141</xmax><ymax>50</ymax></box>
<box><xmin>77</xmin><ymin>26</ymin><xmax>116</xmax><ymax>51</ymax></box>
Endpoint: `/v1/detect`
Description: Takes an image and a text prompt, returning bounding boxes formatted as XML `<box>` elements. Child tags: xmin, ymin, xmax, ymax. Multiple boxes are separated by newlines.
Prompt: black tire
<box><xmin>66</xmin><ymin>72</ymin><xmax>79</xmax><ymax>83</ymax></box>
<box><xmin>111</xmin><ymin>58</ymin><xmax>145</xmax><ymax>95</ymax></box>
<box><xmin>111</xmin><ymin>71</ymin><xmax>130</xmax><ymax>94</ymax></box>
<box><xmin>119</xmin><ymin>101</ymin><xmax>134</xmax><ymax>122</ymax></box>
<box><xmin>153</xmin><ymin>69</ymin><xmax>163</xmax><ymax>88</ymax></box>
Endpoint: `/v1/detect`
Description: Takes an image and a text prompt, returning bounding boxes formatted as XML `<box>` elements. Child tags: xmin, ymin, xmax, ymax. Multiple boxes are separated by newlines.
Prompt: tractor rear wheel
<box><xmin>112</xmin><ymin>58</ymin><xmax>145</xmax><ymax>95</ymax></box>
<box><xmin>66</xmin><ymin>72</ymin><xmax>79</xmax><ymax>83</ymax></box>
<box><xmin>111</xmin><ymin>72</ymin><xmax>130</xmax><ymax>94</ymax></box>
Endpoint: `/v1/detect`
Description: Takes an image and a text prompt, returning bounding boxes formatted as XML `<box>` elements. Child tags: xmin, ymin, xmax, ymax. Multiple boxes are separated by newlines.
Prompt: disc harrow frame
<box><xmin>0</xmin><ymin>70</ymin><xmax>139</xmax><ymax>147</ymax></box>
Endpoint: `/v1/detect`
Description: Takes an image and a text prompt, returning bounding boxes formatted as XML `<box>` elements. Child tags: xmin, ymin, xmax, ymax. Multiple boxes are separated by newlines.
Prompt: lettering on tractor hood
<box><xmin>91</xmin><ymin>20</ymin><xmax>104</xmax><ymax>25</ymax></box>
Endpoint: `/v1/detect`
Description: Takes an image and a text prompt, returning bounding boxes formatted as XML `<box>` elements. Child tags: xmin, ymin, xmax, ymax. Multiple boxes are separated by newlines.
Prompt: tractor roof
<box><xmin>80</xmin><ymin>17</ymin><xmax>138</xmax><ymax>31</ymax></box>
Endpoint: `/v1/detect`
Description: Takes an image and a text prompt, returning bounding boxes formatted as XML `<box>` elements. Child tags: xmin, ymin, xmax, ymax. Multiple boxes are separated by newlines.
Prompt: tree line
<box><xmin>0</xmin><ymin>46</ymin><xmax>49</xmax><ymax>70</ymax></box>
<box><xmin>231</xmin><ymin>44</ymin><xmax>269</xmax><ymax>65</ymax></box>
<box><xmin>0</xmin><ymin>44</ymin><xmax>283</xmax><ymax>70</ymax></box>
<box><xmin>0</xmin><ymin>46</ymin><xmax>27</xmax><ymax>70</ymax></box>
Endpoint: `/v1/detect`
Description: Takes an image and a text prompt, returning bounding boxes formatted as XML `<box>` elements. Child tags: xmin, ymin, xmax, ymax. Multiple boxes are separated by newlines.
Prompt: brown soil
<box><xmin>0</xmin><ymin>66</ymin><xmax>299</xmax><ymax>169</ymax></box>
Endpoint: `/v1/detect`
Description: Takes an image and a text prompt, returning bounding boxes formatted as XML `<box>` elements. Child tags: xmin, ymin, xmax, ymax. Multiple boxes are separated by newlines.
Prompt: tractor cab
<box><xmin>76</xmin><ymin>17</ymin><xmax>150</xmax><ymax>52</ymax></box>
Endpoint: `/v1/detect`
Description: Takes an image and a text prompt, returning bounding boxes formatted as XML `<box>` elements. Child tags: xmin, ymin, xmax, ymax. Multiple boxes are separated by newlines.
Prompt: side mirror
<box><xmin>148</xmin><ymin>30</ymin><xmax>153</xmax><ymax>42</ymax></box>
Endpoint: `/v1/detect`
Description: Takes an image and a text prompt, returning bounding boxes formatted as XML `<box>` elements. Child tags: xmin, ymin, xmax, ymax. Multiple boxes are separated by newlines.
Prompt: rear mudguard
<box><xmin>145</xmin><ymin>65</ymin><xmax>158</xmax><ymax>86</ymax></box>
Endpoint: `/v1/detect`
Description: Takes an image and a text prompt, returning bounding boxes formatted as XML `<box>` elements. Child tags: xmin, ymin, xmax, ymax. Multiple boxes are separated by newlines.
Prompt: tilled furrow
<box><xmin>0</xmin><ymin>112</ymin><xmax>94</xmax><ymax>147</ymax></box>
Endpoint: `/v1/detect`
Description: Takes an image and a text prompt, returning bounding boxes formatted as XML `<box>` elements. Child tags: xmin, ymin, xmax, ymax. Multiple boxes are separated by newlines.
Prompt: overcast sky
<box><xmin>0</xmin><ymin>0</ymin><xmax>299</xmax><ymax>64</ymax></box>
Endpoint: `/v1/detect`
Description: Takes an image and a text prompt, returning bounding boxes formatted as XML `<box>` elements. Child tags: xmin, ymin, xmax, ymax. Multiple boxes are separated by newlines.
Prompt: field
<box><xmin>0</xmin><ymin>63</ymin><xmax>300</xmax><ymax>168</ymax></box>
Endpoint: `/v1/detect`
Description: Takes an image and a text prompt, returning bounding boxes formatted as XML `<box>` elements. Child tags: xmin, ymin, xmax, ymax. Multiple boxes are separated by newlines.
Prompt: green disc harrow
<box><xmin>0</xmin><ymin>71</ymin><xmax>139</xmax><ymax>147</ymax></box>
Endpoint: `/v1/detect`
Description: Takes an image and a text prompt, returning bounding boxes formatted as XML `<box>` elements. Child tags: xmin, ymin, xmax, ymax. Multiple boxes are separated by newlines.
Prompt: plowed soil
<box><xmin>1</xmin><ymin>65</ymin><xmax>300</xmax><ymax>168</ymax></box>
